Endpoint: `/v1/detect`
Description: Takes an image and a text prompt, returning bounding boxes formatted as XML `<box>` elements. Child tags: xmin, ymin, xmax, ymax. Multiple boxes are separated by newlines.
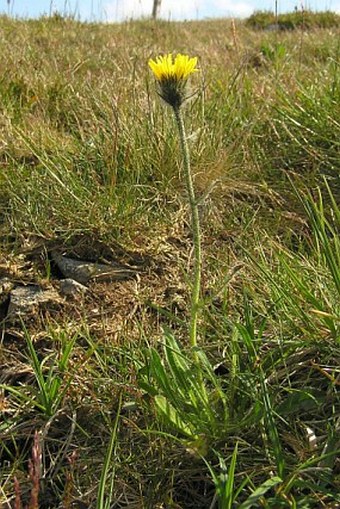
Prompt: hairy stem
<box><xmin>173</xmin><ymin>106</ymin><xmax>202</xmax><ymax>355</ymax></box>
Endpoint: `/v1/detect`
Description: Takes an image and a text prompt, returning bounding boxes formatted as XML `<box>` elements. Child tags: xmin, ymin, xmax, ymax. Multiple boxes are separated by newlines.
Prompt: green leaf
<box><xmin>154</xmin><ymin>395</ymin><xmax>196</xmax><ymax>438</ymax></box>
<box><xmin>138</xmin><ymin>380</ymin><xmax>158</xmax><ymax>397</ymax></box>
<box><xmin>238</xmin><ymin>476</ymin><xmax>282</xmax><ymax>509</ymax></box>
<box><xmin>223</xmin><ymin>443</ymin><xmax>239</xmax><ymax>509</ymax></box>
<box><xmin>149</xmin><ymin>348</ymin><xmax>176</xmax><ymax>400</ymax></box>
<box><xmin>97</xmin><ymin>393</ymin><xmax>122</xmax><ymax>509</ymax></box>
<box><xmin>276</xmin><ymin>389</ymin><xmax>323</xmax><ymax>415</ymax></box>
<box><xmin>163</xmin><ymin>333</ymin><xmax>191</xmax><ymax>395</ymax></box>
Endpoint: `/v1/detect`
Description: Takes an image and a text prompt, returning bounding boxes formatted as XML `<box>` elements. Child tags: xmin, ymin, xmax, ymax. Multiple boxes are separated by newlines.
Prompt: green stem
<box><xmin>173</xmin><ymin>106</ymin><xmax>202</xmax><ymax>354</ymax></box>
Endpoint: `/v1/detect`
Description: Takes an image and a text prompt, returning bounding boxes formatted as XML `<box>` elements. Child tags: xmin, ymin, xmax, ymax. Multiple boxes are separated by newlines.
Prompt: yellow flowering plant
<box><xmin>148</xmin><ymin>53</ymin><xmax>198</xmax><ymax>108</ymax></box>
<box><xmin>149</xmin><ymin>54</ymin><xmax>202</xmax><ymax>362</ymax></box>
<box><xmin>140</xmin><ymin>53</ymin><xmax>231</xmax><ymax>448</ymax></box>
<box><xmin>141</xmin><ymin>53</ymin><xmax>233</xmax><ymax>452</ymax></box>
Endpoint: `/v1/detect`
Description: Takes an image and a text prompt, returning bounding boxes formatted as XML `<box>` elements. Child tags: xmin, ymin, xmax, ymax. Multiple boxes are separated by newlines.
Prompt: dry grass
<box><xmin>0</xmin><ymin>14</ymin><xmax>339</xmax><ymax>508</ymax></box>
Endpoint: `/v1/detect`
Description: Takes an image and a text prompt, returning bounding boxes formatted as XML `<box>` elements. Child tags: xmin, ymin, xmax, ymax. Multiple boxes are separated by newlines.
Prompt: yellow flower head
<box><xmin>148</xmin><ymin>53</ymin><xmax>198</xmax><ymax>108</ymax></box>
<box><xmin>149</xmin><ymin>53</ymin><xmax>198</xmax><ymax>82</ymax></box>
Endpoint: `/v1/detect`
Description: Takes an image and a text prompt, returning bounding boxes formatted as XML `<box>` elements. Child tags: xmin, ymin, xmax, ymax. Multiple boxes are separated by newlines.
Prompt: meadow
<box><xmin>0</xmin><ymin>12</ymin><xmax>339</xmax><ymax>508</ymax></box>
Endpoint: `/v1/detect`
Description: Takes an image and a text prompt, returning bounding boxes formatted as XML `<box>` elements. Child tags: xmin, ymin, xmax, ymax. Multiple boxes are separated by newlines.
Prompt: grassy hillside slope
<box><xmin>0</xmin><ymin>14</ymin><xmax>339</xmax><ymax>508</ymax></box>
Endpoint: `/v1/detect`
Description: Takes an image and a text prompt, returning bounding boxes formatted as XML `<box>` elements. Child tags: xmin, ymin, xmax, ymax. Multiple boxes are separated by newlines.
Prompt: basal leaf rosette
<box><xmin>148</xmin><ymin>53</ymin><xmax>198</xmax><ymax>108</ymax></box>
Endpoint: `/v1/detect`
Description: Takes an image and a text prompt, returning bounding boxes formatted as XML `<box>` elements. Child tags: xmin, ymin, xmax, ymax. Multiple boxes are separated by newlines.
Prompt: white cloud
<box><xmin>208</xmin><ymin>0</ymin><xmax>254</xmax><ymax>17</ymax></box>
<box><xmin>104</xmin><ymin>0</ymin><xmax>152</xmax><ymax>21</ymax></box>
<box><xmin>104</xmin><ymin>0</ymin><xmax>254</xmax><ymax>22</ymax></box>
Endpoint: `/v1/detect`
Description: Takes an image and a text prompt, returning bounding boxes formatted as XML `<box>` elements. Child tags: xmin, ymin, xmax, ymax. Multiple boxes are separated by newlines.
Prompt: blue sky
<box><xmin>2</xmin><ymin>0</ymin><xmax>339</xmax><ymax>21</ymax></box>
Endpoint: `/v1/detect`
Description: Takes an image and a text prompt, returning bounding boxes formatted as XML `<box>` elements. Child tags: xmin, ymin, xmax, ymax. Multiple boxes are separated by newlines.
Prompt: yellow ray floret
<box><xmin>149</xmin><ymin>53</ymin><xmax>198</xmax><ymax>82</ymax></box>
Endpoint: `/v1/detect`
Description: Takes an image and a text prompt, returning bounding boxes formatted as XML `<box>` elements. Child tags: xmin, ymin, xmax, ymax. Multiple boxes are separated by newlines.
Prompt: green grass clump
<box><xmin>0</xmin><ymin>14</ymin><xmax>339</xmax><ymax>509</ymax></box>
<box><xmin>246</xmin><ymin>9</ymin><xmax>340</xmax><ymax>30</ymax></box>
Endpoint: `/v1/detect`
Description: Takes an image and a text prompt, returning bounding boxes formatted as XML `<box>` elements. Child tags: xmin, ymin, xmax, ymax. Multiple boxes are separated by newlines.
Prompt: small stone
<box><xmin>59</xmin><ymin>278</ymin><xmax>88</xmax><ymax>298</ymax></box>
<box><xmin>51</xmin><ymin>251</ymin><xmax>138</xmax><ymax>284</ymax></box>
<box><xmin>7</xmin><ymin>285</ymin><xmax>62</xmax><ymax>319</ymax></box>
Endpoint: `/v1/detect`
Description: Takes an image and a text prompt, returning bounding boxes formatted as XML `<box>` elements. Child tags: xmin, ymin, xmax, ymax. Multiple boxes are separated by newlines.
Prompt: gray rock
<box><xmin>265</xmin><ymin>23</ymin><xmax>280</xmax><ymax>31</ymax></box>
<box><xmin>51</xmin><ymin>251</ymin><xmax>138</xmax><ymax>284</ymax></box>
<box><xmin>59</xmin><ymin>278</ymin><xmax>88</xmax><ymax>297</ymax></box>
<box><xmin>7</xmin><ymin>285</ymin><xmax>62</xmax><ymax>319</ymax></box>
